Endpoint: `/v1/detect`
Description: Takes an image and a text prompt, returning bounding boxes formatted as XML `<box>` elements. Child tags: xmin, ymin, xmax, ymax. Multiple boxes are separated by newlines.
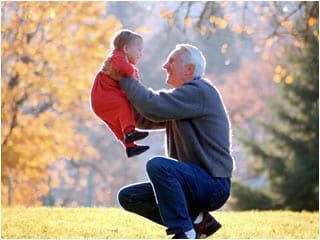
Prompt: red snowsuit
<box><xmin>90</xmin><ymin>49</ymin><xmax>139</xmax><ymax>148</ymax></box>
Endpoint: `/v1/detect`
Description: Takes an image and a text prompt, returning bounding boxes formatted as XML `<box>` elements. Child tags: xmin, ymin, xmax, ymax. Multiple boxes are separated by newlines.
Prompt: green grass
<box><xmin>2</xmin><ymin>207</ymin><xmax>318</xmax><ymax>239</ymax></box>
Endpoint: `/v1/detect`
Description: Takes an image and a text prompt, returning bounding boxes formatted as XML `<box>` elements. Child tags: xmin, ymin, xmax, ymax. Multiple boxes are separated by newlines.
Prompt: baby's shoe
<box><xmin>124</xmin><ymin>130</ymin><xmax>149</xmax><ymax>143</ymax></box>
<box><xmin>126</xmin><ymin>144</ymin><xmax>150</xmax><ymax>158</ymax></box>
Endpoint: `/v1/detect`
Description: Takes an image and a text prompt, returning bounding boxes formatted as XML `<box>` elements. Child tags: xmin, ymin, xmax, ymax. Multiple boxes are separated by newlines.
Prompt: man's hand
<box><xmin>101</xmin><ymin>58</ymin><xmax>122</xmax><ymax>81</ymax></box>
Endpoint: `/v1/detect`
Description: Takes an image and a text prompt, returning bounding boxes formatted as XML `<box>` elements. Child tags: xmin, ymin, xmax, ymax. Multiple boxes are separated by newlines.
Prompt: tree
<box><xmin>1</xmin><ymin>2</ymin><xmax>121</xmax><ymax>205</ymax></box>
<box><xmin>238</xmin><ymin>24</ymin><xmax>318</xmax><ymax>210</ymax></box>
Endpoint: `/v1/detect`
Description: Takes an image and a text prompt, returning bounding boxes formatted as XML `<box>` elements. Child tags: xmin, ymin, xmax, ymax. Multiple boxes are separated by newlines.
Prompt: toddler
<box><xmin>90</xmin><ymin>30</ymin><xmax>149</xmax><ymax>157</ymax></box>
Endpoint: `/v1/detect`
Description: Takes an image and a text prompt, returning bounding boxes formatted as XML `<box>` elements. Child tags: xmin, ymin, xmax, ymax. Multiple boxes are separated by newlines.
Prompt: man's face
<box><xmin>162</xmin><ymin>49</ymin><xmax>188</xmax><ymax>88</ymax></box>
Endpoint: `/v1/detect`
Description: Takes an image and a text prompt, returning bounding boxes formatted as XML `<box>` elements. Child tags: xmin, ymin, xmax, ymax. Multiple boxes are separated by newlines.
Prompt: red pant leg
<box><xmin>103</xmin><ymin>120</ymin><xmax>134</xmax><ymax>148</ymax></box>
<box><xmin>119</xmin><ymin>97</ymin><xmax>135</xmax><ymax>134</ymax></box>
<box><xmin>91</xmin><ymin>74</ymin><xmax>135</xmax><ymax>148</ymax></box>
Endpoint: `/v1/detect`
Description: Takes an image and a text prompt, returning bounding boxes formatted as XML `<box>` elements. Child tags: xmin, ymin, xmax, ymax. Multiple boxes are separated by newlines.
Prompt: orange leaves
<box><xmin>209</xmin><ymin>15</ymin><xmax>228</xmax><ymax>30</ymax></box>
<box><xmin>285</xmin><ymin>75</ymin><xmax>294</xmax><ymax>84</ymax></box>
<box><xmin>265</xmin><ymin>39</ymin><xmax>273</xmax><ymax>47</ymax></box>
<box><xmin>232</xmin><ymin>24</ymin><xmax>243</xmax><ymax>34</ymax></box>
<box><xmin>134</xmin><ymin>26</ymin><xmax>152</xmax><ymax>34</ymax></box>
<box><xmin>184</xmin><ymin>17</ymin><xmax>192</xmax><ymax>27</ymax></box>
<box><xmin>221</xmin><ymin>43</ymin><xmax>228</xmax><ymax>54</ymax></box>
<box><xmin>1</xmin><ymin>2</ymin><xmax>121</xmax><ymax>205</ymax></box>
<box><xmin>308</xmin><ymin>17</ymin><xmax>317</xmax><ymax>27</ymax></box>
<box><xmin>280</xmin><ymin>20</ymin><xmax>293</xmax><ymax>32</ymax></box>
<box><xmin>209</xmin><ymin>15</ymin><xmax>215</xmax><ymax>24</ymax></box>
<box><xmin>200</xmin><ymin>26</ymin><xmax>207</xmax><ymax>35</ymax></box>
<box><xmin>273</xmin><ymin>74</ymin><xmax>281</xmax><ymax>83</ymax></box>
<box><xmin>159</xmin><ymin>6</ymin><xmax>174</xmax><ymax>23</ymax></box>
<box><xmin>216</xmin><ymin>18</ymin><xmax>228</xmax><ymax>29</ymax></box>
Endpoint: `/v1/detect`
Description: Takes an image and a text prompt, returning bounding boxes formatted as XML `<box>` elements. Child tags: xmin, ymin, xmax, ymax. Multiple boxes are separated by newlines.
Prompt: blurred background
<box><xmin>1</xmin><ymin>1</ymin><xmax>318</xmax><ymax>211</ymax></box>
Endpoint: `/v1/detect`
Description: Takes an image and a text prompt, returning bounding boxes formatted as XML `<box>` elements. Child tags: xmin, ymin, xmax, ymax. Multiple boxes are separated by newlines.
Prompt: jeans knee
<box><xmin>146</xmin><ymin>156</ymin><xmax>168</xmax><ymax>177</ymax></box>
<box><xmin>117</xmin><ymin>187</ymin><xmax>131</xmax><ymax>210</ymax></box>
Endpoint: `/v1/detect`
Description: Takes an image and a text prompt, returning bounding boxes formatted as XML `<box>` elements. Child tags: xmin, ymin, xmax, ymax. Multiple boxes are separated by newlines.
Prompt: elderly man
<box><xmin>103</xmin><ymin>43</ymin><xmax>234</xmax><ymax>239</ymax></box>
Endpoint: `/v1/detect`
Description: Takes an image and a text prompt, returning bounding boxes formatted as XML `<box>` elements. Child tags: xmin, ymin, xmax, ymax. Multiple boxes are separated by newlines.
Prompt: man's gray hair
<box><xmin>176</xmin><ymin>43</ymin><xmax>206</xmax><ymax>78</ymax></box>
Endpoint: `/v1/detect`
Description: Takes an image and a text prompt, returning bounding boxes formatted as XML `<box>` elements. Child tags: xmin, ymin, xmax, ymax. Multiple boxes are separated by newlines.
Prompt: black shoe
<box><xmin>172</xmin><ymin>232</ymin><xmax>199</xmax><ymax>239</ymax></box>
<box><xmin>124</xmin><ymin>130</ymin><xmax>149</xmax><ymax>143</ymax></box>
<box><xmin>193</xmin><ymin>213</ymin><xmax>222</xmax><ymax>238</ymax></box>
<box><xmin>126</xmin><ymin>145</ymin><xmax>150</xmax><ymax>158</ymax></box>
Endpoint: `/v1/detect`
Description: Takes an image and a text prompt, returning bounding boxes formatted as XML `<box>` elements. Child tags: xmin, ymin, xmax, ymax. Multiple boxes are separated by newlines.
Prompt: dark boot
<box><xmin>126</xmin><ymin>145</ymin><xmax>150</xmax><ymax>158</ymax></box>
<box><xmin>193</xmin><ymin>213</ymin><xmax>222</xmax><ymax>238</ymax></box>
<box><xmin>124</xmin><ymin>130</ymin><xmax>149</xmax><ymax>143</ymax></box>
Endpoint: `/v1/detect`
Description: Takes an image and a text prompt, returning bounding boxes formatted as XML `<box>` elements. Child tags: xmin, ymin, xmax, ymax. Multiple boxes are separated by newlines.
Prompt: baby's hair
<box><xmin>112</xmin><ymin>29</ymin><xmax>143</xmax><ymax>51</ymax></box>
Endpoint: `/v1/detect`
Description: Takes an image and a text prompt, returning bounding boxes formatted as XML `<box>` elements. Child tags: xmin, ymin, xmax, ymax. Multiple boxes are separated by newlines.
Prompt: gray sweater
<box><xmin>119</xmin><ymin>77</ymin><xmax>234</xmax><ymax>178</ymax></box>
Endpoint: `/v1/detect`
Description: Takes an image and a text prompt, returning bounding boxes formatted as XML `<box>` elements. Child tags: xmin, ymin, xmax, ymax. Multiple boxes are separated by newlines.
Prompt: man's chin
<box><xmin>165</xmin><ymin>77</ymin><xmax>170</xmax><ymax>85</ymax></box>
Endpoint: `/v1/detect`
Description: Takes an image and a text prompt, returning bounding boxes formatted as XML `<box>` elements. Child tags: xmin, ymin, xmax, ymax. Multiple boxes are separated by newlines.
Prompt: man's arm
<box><xmin>119</xmin><ymin>77</ymin><xmax>205</xmax><ymax>122</ymax></box>
<box><xmin>133</xmin><ymin>108</ymin><xmax>166</xmax><ymax>130</ymax></box>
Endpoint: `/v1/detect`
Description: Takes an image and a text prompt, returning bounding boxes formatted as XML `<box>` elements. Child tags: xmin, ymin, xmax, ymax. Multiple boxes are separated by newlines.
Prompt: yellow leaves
<box><xmin>9</xmin><ymin>11</ymin><xmax>18</xmax><ymax>25</ymax></box>
<box><xmin>261</xmin><ymin>52</ymin><xmax>270</xmax><ymax>61</ymax></box>
<box><xmin>280</xmin><ymin>20</ymin><xmax>293</xmax><ymax>32</ymax></box>
<box><xmin>2</xmin><ymin>2</ymin><xmax>118</xmax><ymax>205</ymax></box>
<box><xmin>216</xmin><ymin>18</ymin><xmax>228</xmax><ymax>29</ymax></box>
<box><xmin>280</xmin><ymin>69</ymin><xmax>287</xmax><ymax>77</ymax></box>
<box><xmin>273</xmin><ymin>74</ymin><xmax>281</xmax><ymax>83</ymax></box>
<box><xmin>254</xmin><ymin>46</ymin><xmax>261</xmax><ymax>53</ymax></box>
<box><xmin>232</xmin><ymin>24</ymin><xmax>243</xmax><ymax>34</ymax></box>
<box><xmin>221</xmin><ymin>43</ymin><xmax>228</xmax><ymax>54</ymax></box>
<box><xmin>265</xmin><ymin>39</ymin><xmax>273</xmax><ymax>47</ymax></box>
<box><xmin>209</xmin><ymin>16</ymin><xmax>228</xmax><ymax>30</ymax></box>
<box><xmin>275</xmin><ymin>65</ymin><xmax>282</xmax><ymax>74</ymax></box>
<box><xmin>308</xmin><ymin>17</ymin><xmax>317</xmax><ymax>27</ymax></box>
<box><xmin>184</xmin><ymin>17</ymin><xmax>192</xmax><ymax>27</ymax></box>
<box><xmin>200</xmin><ymin>25</ymin><xmax>207</xmax><ymax>35</ymax></box>
<box><xmin>209</xmin><ymin>15</ymin><xmax>215</xmax><ymax>24</ymax></box>
<box><xmin>24</xmin><ymin>22</ymin><xmax>38</xmax><ymax>33</ymax></box>
<box><xmin>285</xmin><ymin>75</ymin><xmax>294</xmax><ymax>84</ymax></box>
<box><xmin>134</xmin><ymin>26</ymin><xmax>152</xmax><ymax>34</ymax></box>
<box><xmin>2</xmin><ymin>40</ymin><xmax>10</xmax><ymax>51</ymax></box>
<box><xmin>49</xmin><ymin>9</ymin><xmax>56</xmax><ymax>19</ymax></box>
<box><xmin>246</xmin><ymin>27</ymin><xmax>254</xmax><ymax>35</ymax></box>
<box><xmin>224</xmin><ymin>14</ymin><xmax>231</xmax><ymax>21</ymax></box>
<box><xmin>209</xmin><ymin>26</ymin><xmax>216</xmax><ymax>33</ymax></box>
<box><xmin>273</xmin><ymin>65</ymin><xmax>294</xmax><ymax>85</ymax></box>
<box><xmin>159</xmin><ymin>6</ymin><xmax>174</xmax><ymax>23</ymax></box>
<box><xmin>294</xmin><ymin>40</ymin><xmax>304</xmax><ymax>49</ymax></box>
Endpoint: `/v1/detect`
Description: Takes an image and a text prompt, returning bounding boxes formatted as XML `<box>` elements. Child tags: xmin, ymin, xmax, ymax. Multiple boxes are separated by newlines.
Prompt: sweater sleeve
<box><xmin>111</xmin><ymin>54</ymin><xmax>135</xmax><ymax>77</ymax></box>
<box><xmin>133</xmin><ymin>108</ymin><xmax>166</xmax><ymax>130</ymax></box>
<box><xmin>119</xmin><ymin>77</ymin><xmax>205</xmax><ymax>122</ymax></box>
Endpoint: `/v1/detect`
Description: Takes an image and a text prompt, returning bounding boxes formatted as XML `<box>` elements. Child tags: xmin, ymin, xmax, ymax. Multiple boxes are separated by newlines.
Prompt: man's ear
<box><xmin>187</xmin><ymin>64</ymin><xmax>195</xmax><ymax>76</ymax></box>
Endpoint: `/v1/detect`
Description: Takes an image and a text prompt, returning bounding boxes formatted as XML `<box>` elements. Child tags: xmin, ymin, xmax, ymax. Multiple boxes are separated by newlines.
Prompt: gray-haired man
<box><xmin>103</xmin><ymin>43</ymin><xmax>234</xmax><ymax>239</ymax></box>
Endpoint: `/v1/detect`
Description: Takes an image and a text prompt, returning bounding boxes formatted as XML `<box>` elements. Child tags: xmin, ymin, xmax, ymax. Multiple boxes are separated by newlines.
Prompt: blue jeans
<box><xmin>118</xmin><ymin>156</ymin><xmax>231</xmax><ymax>235</ymax></box>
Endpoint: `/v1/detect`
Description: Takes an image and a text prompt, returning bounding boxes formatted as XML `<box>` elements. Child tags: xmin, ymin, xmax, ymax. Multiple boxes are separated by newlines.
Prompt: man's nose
<box><xmin>162</xmin><ymin>62</ymin><xmax>168</xmax><ymax>70</ymax></box>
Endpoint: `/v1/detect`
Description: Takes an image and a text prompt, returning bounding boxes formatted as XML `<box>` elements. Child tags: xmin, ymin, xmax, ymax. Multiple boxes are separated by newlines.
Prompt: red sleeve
<box><xmin>111</xmin><ymin>53</ymin><xmax>135</xmax><ymax>77</ymax></box>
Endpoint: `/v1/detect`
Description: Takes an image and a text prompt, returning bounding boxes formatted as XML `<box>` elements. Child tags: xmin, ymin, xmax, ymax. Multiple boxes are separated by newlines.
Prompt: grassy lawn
<box><xmin>2</xmin><ymin>207</ymin><xmax>318</xmax><ymax>239</ymax></box>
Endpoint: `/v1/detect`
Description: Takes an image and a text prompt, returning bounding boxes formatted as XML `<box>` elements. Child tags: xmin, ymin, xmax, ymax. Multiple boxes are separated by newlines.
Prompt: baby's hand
<box><xmin>102</xmin><ymin>58</ymin><xmax>122</xmax><ymax>81</ymax></box>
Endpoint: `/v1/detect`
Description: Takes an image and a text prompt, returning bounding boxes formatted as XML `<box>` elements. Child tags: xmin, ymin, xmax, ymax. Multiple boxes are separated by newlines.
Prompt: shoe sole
<box><xmin>125</xmin><ymin>133</ymin><xmax>149</xmax><ymax>143</ymax></box>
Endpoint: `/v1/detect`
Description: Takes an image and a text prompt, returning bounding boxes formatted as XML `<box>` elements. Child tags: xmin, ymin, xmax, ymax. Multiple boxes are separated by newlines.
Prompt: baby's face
<box><xmin>127</xmin><ymin>38</ymin><xmax>143</xmax><ymax>65</ymax></box>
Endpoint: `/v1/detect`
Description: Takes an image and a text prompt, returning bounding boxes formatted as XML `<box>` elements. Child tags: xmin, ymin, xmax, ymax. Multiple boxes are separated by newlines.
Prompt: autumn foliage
<box><xmin>1</xmin><ymin>2</ymin><xmax>121</xmax><ymax>205</ymax></box>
